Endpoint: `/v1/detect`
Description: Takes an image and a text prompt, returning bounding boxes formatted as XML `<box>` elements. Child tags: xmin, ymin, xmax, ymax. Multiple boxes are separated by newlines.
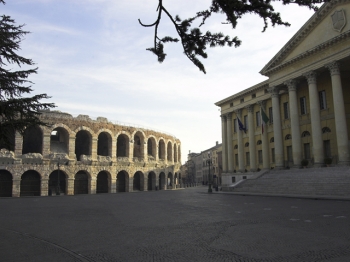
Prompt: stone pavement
<box><xmin>0</xmin><ymin>186</ymin><xmax>350</xmax><ymax>262</ymax></box>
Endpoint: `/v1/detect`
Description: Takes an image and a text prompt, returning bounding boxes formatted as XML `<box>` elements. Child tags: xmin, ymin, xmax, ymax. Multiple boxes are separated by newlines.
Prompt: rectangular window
<box><xmin>283</xmin><ymin>102</ymin><xmax>289</xmax><ymax>119</ymax></box>
<box><xmin>252</xmin><ymin>93</ymin><xmax>256</xmax><ymax>98</ymax></box>
<box><xmin>230</xmin><ymin>102</ymin><xmax>233</xmax><ymax>107</ymax></box>
<box><xmin>300</xmin><ymin>97</ymin><xmax>307</xmax><ymax>115</ymax></box>
<box><xmin>232</xmin><ymin>177</ymin><xmax>236</xmax><ymax>183</ymax></box>
<box><xmin>235</xmin><ymin>154</ymin><xmax>238</xmax><ymax>166</ymax></box>
<box><xmin>271</xmin><ymin>148</ymin><xmax>275</xmax><ymax>163</ymax></box>
<box><xmin>233</xmin><ymin>118</ymin><xmax>237</xmax><ymax>133</ymax></box>
<box><xmin>287</xmin><ymin>146</ymin><xmax>293</xmax><ymax>162</ymax></box>
<box><xmin>246</xmin><ymin>152</ymin><xmax>250</xmax><ymax>166</ymax></box>
<box><xmin>304</xmin><ymin>143</ymin><xmax>311</xmax><ymax>159</ymax></box>
<box><xmin>256</xmin><ymin>111</ymin><xmax>261</xmax><ymax>127</ymax></box>
<box><xmin>258</xmin><ymin>150</ymin><xmax>263</xmax><ymax>164</ymax></box>
<box><xmin>324</xmin><ymin>140</ymin><xmax>331</xmax><ymax>158</ymax></box>
<box><xmin>269</xmin><ymin>107</ymin><xmax>273</xmax><ymax>124</ymax></box>
<box><xmin>319</xmin><ymin>90</ymin><xmax>327</xmax><ymax>110</ymax></box>
<box><xmin>244</xmin><ymin>115</ymin><xmax>248</xmax><ymax>130</ymax></box>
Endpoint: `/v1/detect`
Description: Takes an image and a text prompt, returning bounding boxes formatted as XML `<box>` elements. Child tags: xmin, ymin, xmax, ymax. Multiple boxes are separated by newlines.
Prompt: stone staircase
<box><xmin>230</xmin><ymin>166</ymin><xmax>350</xmax><ymax>197</ymax></box>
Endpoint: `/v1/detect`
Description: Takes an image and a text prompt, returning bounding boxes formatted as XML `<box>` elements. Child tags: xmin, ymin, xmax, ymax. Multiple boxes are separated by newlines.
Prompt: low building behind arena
<box><xmin>0</xmin><ymin>110</ymin><xmax>182</xmax><ymax>197</ymax></box>
<box><xmin>216</xmin><ymin>0</ymin><xmax>350</xmax><ymax>187</ymax></box>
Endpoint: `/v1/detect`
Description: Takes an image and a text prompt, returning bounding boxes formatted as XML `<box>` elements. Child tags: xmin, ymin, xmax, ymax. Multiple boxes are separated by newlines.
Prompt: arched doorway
<box><xmin>148</xmin><ymin>172</ymin><xmax>156</xmax><ymax>191</ymax></box>
<box><xmin>97</xmin><ymin>132</ymin><xmax>111</xmax><ymax>157</ymax></box>
<box><xmin>167</xmin><ymin>172</ymin><xmax>173</xmax><ymax>189</ymax></box>
<box><xmin>174</xmin><ymin>173</ymin><xmax>178</xmax><ymax>188</ymax></box>
<box><xmin>158</xmin><ymin>140</ymin><xmax>165</xmax><ymax>160</ymax></box>
<box><xmin>22</xmin><ymin>126</ymin><xmax>43</xmax><ymax>154</ymax></box>
<box><xmin>50</xmin><ymin>127</ymin><xmax>69</xmax><ymax>154</ymax></box>
<box><xmin>0</xmin><ymin>170</ymin><xmax>12</xmax><ymax>197</ymax></box>
<box><xmin>167</xmin><ymin>142</ymin><xmax>173</xmax><ymax>161</ymax></box>
<box><xmin>49</xmin><ymin>170</ymin><xmax>67</xmax><ymax>195</ymax></box>
<box><xmin>117</xmin><ymin>134</ymin><xmax>129</xmax><ymax>158</ymax></box>
<box><xmin>159</xmin><ymin>172</ymin><xmax>165</xmax><ymax>190</ymax></box>
<box><xmin>75</xmin><ymin>130</ymin><xmax>91</xmax><ymax>161</ymax></box>
<box><xmin>96</xmin><ymin>171</ymin><xmax>109</xmax><ymax>193</ymax></box>
<box><xmin>117</xmin><ymin>171</ymin><xmax>129</xmax><ymax>192</ymax></box>
<box><xmin>20</xmin><ymin>170</ymin><xmax>41</xmax><ymax>196</ymax></box>
<box><xmin>74</xmin><ymin>171</ymin><xmax>89</xmax><ymax>195</ymax></box>
<box><xmin>133</xmin><ymin>171</ymin><xmax>144</xmax><ymax>191</ymax></box>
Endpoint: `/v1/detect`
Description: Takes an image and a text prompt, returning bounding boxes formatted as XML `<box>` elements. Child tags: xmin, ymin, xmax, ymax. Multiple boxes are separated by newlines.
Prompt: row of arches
<box><xmin>5</xmin><ymin>125</ymin><xmax>181</xmax><ymax>162</ymax></box>
<box><xmin>0</xmin><ymin>170</ymin><xmax>181</xmax><ymax>197</ymax></box>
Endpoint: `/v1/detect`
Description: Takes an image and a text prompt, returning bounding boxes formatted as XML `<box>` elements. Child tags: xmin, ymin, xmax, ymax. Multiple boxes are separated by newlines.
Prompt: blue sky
<box><xmin>3</xmin><ymin>0</ymin><xmax>316</xmax><ymax>163</ymax></box>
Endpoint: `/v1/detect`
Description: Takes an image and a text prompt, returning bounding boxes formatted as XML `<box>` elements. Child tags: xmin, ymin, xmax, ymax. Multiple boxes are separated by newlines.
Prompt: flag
<box><xmin>237</xmin><ymin>117</ymin><xmax>246</xmax><ymax>133</ymax></box>
<box><xmin>261</xmin><ymin>108</ymin><xmax>269</xmax><ymax>134</ymax></box>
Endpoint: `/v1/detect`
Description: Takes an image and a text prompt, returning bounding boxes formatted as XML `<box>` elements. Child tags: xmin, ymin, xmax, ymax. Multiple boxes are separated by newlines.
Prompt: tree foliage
<box><xmin>139</xmin><ymin>0</ymin><xmax>326</xmax><ymax>74</ymax></box>
<box><xmin>0</xmin><ymin>1</ymin><xmax>55</xmax><ymax>150</ymax></box>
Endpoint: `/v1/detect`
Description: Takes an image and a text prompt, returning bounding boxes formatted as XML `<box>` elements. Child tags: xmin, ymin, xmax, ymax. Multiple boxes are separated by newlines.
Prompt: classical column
<box><xmin>285</xmin><ymin>79</ymin><xmax>302</xmax><ymax>167</ymax></box>
<box><xmin>258</xmin><ymin>101</ymin><xmax>269</xmax><ymax>169</ymax></box>
<box><xmin>325</xmin><ymin>61</ymin><xmax>350</xmax><ymax>165</ymax></box>
<box><xmin>303</xmin><ymin>71</ymin><xmax>324</xmax><ymax>166</ymax></box>
<box><xmin>269</xmin><ymin>87</ymin><xmax>284</xmax><ymax>169</ymax></box>
<box><xmin>236</xmin><ymin>109</ymin><xmax>245</xmax><ymax>172</ymax></box>
<box><xmin>221</xmin><ymin>115</ymin><xmax>228</xmax><ymax>172</ymax></box>
<box><xmin>247</xmin><ymin>105</ymin><xmax>257</xmax><ymax>171</ymax></box>
<box><xmin>226</xmin><ymin>113</ymin><xmax>234</xmax><ymax>172</ymax></box>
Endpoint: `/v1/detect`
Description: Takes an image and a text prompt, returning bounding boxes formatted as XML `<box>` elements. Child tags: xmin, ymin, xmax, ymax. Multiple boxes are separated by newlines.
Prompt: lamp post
<box><xmin>207</xmin><ymin>152</ymin><xmax>212</xmax><ymax>193</ymax></box>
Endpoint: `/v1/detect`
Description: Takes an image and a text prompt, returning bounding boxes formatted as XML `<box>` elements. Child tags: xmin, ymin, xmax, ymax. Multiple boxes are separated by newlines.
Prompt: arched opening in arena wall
<box><xmin>74</xmin><ymin>171</ymin><xmax>89</xmax><ymax>195</ymax></box>
<box><xmin>96</xmin><ymin>171</ymin><xmax>109</xmax><ymax>193</ymax></box>
<box><xmin>0</xmin><ymin>127</ymin><xmax>15</xmax><ymax>151</ymax></box>
<box><xmin>178</xmin><ymin>146</ymin><xmax>181</xmax><ymax>163</ymax></box>
<box><xmin>167</xmin><ymin>142</ymin><xmax>173</xmax><ymax>162</ymax></box>
<box><xmin>117</xmin><ymin>171</ymin><xmax>129</xmax><ymax>192</ymax></box>
<box><xmin>50</xmin><ymin>127</ymin><xmax>69</xmax><ymax>154</ymax></box>
<box><xmin>148</xmin><ymin>172</ymin><xmax>156</xmax><ymax>191</ymax></box>
<box><xmin>158</xmin><ymin>140</ymin><xmax>165</xmax><ymax>160</ymax></box>
<box><xmin>167</xmin><ymin>172</ymin><xmax>173</xmax><ymax>189</ymax></box>
<box><xmin>133</xmin><ymin>171</ymin><xmax>144</xmax><ymax>191</ymax></box>
<box><xmin>0</xmin><ymin>170</ymin><xmax>13</xmax><ymax>197</ymax></box>
<box><xmin>22</xmin><ymin>126</ymin><xmax>43</xmax><ymax>155</ymax></box>
<box><xmin>117</xmin><ymin>134</ymin><xmax>129</xmax><ymax>158</ymax></box>
<box><xmin>20</xmin><ymin>170</ymin><xmax>41</xmax><ymax>196</ymax></box>
<box><xmin>75</xmin><ymin>130</ymin><xmax>92</xmax><ymax>161</ymax></box>
<box><xmin>133</xmin><ymin>132</ymin><xmax>144</xmax><ymax>159</ymax></box>
<box><xmin>147</xmin><ymin>137</ymin><xmax>156</xmax><ymax>160</ymax></box>
<box><xmin>174</xmin><ymin>173</ymin><xmax>178</xmax><ymax>188</ymax></box>
<box><xmin>174</xmin><ymin>145</ymin><xmax>177</xmax><ymax>162</ymax></box>
<box><xmin>97</xmin><ymin>132</ymin><xmax>111</xmax><ymax>157</ymax></box>
<box><xmin>49</xmin><ymin>170</ymin><xmax>67</xmax><ymax>195</ymax></box>
<box><xmin>159</xmin><ymin>172</ymin><xmax>166</xmax><ymax>190</ymax></box>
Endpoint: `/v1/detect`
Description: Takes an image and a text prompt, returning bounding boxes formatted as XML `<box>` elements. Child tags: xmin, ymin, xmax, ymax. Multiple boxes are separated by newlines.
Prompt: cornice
<box><xmin>260</xmin><ymin>0</ymin><xmax>350</xmax><ymax>76</ymax></box>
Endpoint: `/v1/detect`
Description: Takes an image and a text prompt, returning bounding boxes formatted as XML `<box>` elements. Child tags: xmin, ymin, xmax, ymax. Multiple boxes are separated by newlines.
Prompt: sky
<box><xmin>2</xmin><ymin>0</ymin><xmax>317</xmax><ymax>163</ymax></box>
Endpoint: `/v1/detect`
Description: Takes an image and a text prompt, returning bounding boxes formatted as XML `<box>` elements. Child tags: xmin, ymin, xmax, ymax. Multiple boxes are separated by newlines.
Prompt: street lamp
<box><xmin>207</xmin><ymin>152</ymin><xmax>212</xmax><ymax>193</ymax></box>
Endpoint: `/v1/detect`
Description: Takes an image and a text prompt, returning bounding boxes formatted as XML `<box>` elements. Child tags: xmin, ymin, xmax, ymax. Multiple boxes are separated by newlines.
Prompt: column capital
<box><xmin>268</xmin><ymin>87</ymin><xmax>280</xmax><ymax>98</ymax></box>
<box><xmin>220</xmin><ymin>115</ymin><xmax>227</xmax><ymax>121</ymax></box>
<box><xmin>257</xmin><ymin>100</ymin><xmax>267</xmax><ymax>109</ymax></box>
<box><xmin>303</xmin><ymin>71</ymin><xmax>317</xmax><ymax>85</ymax></box>
<box><xmin>234</xmin><ymin>108</ymin><xmax>242</xmax><ymax>117</ymax></box>
<box><xmin>284</xmin><ymin>79</ymin><xmax>299</xmax><ymax>92</ymax></box>
<box><xmin>245</xmin><ymin>104</ymin><xmax>254</xmax><ymax>113</ymax></box>
<box><xmin>325</xmin><ymin>61</ymin><xmax>340</xmax><ymax>76</ymax></box>
<box><xmin>226</xmin><ymin>112</ymin><xmax>233</xmax><ymax>121</ymax></box>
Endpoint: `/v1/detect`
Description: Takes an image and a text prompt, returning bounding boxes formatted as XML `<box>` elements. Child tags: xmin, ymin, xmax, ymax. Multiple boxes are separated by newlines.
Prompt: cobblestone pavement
<box><xmin>0</xmin><ymin>187</ymin><xmax>350</xmax><ymax>262</ymax></box>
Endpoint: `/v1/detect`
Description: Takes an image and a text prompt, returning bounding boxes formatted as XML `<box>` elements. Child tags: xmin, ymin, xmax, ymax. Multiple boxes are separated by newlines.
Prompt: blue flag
<box><xmin>237</xmin><ymin>117</ymin><xmax>247</xmax><ymax>133</ymax></box>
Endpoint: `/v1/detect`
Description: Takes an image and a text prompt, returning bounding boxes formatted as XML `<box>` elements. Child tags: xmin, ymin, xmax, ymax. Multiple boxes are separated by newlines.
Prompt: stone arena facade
<box><xmin>0</xmin><ymin>110</ymin><xmax>182</xmax><ymax>197</ymax></box>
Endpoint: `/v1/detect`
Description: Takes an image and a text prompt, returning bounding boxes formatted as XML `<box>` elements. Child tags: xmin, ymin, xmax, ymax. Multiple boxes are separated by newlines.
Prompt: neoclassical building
<box><xmin>0</xmin><ymin>110</ymin><xmax>182</xmax><ymax>197</ymax></box>
<box><xmin>216</xmin><ymin>0</ymin><xmax>350</xmax><ymax>186</ymax></box>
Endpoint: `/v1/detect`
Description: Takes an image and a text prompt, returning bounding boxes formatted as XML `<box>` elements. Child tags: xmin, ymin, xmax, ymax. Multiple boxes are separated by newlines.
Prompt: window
<box><xmin>244</xmin><ymin>115</ymin><xmax>248</xmax><ymax>130</ymax></box>
<box><xmin>258</xmin><ymin>150</ymin><xmax>263</xmax><ymax>164</ymax></box>
<box><xmin>285</xmin><ymin>134</ymin><xmax>292</xmax><ymax>140</ymax></box>
<box><xmin>322</xmin><ymin>127</ymin><xmax>331</xmax><ymax>133</ymax></box>
<box><xmin>240</xmin><ymin>98</ymin><xmax>244</xmax><ymax>103</ymax></box>
<box><xmin>271</xmin><ymin>148</ymin><xmax>275</xmax><ymax>163</ymax></box>
<box><xmin>319</xmin><ymin>90</ymin><xmax>327</xmax><ymax>110</ymax></box>
<box><xmin>233</xmin><ymin>119</ymin><xmax>237</xmax><ymax>133</ymax></box>
<box><xmin>269</xmin><ymin>107</ymin><xmax>273</xmax><ymax>123</ymax></box>
<box><xmin>302</xmin><ymin>131</ymin><xmax>311</xmax><ymax>137</ymax></box>
<box><xmin>256</xmin><ymin>111</ymin><xmax>261</xmax><ymax>127</ymax></box>
<box><xmin>287</xmin><ymin>146</ymin><xmax>293</xmax><ymax>162</ymax></box>
<box><xmin>232</xmin><ymin>177</ymin><xmax>236</xmax><ymax>183</ymax></box>
<box><xmin>230</xmin><ymin>102</ymin><xmax>233</xmax><ymax>107</ymax></box>
<box><xmin>235</xmin><ymin>154</ymin><xmax>238</xmax><ymax>165</ymax></box>
<box><xmin>324</xmin><ymin>140</ymin><xmax>331</xmax><ymax>158</ymax></box>
<box><xmin>234</xmin><ymin>145</ymin><xmax>238</xmax><ymax>149</ymax></box>
<box><xmin>270</xmin><ymin>137</ymin><xmax>274</xmax><ymax>143</ymax></box>
<box><xmin>245</xmin><ymin>142</ymin><xmax>249</xmax><ymax>147</ymax></box>
<box><xmin>283</xmin><ymin>102</ymin><xmax>289</xmax><ymax>119</ymax></box>
<box><xmin>252</xmin><ymin>93</ymin><xmax>256</xmax><ymax>98</ymax></box>
<box><xmin>257</xmin><ymin>140</ymin><xmax>262</xmax><ymax>145</ymax></box>
<box><xmin>304</xmin><ymin>143</ymin><xmax>311</xmax><ymax>159</ymax></box>
<box><xmin>246</xmin><ymin>152</ymin><xmax>250</xmax><ymax>165</ymax></box>
<box><xmin>300</xmin><ymin>97</ymin><xmax>307</xmax><ymax>115</ymax></box>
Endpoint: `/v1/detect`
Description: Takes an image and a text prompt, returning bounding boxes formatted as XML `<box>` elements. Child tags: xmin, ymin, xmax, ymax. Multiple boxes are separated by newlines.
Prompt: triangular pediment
<box><xmin>260</xmin><ymin>0</ymin><xmax>350</xmax><ymax>76</ymax></box>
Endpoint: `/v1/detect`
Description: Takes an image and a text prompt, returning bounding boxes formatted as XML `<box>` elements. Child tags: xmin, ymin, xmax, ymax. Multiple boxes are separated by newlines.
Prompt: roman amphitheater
<box><xmin>0</xmin><ymin>110</ymin><xmax>182</xmax><ymax>197</ymax></box>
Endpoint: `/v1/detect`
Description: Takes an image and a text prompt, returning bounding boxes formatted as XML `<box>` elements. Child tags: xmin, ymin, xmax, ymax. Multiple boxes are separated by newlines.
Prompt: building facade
<box><xmin>216</xmin><ymin>0</ymin><xmax>350</xmax><ymax>186</ymax></box>
<box><xmin>0</xmin><ymin>110</ymin><xmax>182</xmax><ymax>197</ymax></box>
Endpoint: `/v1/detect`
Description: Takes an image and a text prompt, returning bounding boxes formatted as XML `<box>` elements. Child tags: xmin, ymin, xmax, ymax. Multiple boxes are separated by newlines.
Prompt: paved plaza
<box><xmin>0</xmin><ymin>187</ymin><xmax>349</xmax><ymax>262</ymax></box>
